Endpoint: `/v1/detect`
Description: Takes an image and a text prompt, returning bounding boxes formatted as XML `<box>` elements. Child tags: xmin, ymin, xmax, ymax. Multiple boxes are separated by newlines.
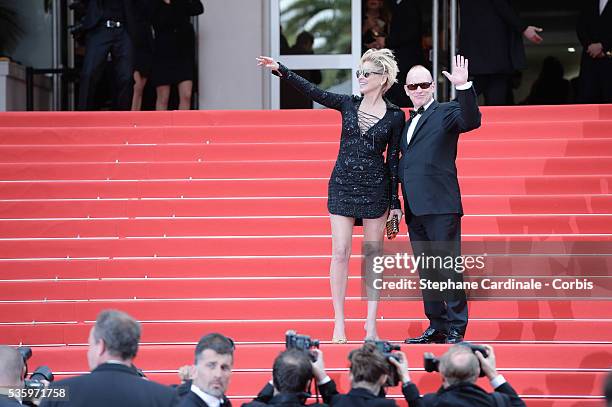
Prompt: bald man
<box><xmin>0</xmin><ymin>346</ymin><xmax>25</xmax><ymax>406</ymax></box>
<box><xmin>398</xmin><ymin>56</ymin><xmax>481</xmax><ymax>344</ymax></box>
<box><xmin>402</xmin><ymin>344</ymin><xmax>526</xmax><ymax>407</ymax></box>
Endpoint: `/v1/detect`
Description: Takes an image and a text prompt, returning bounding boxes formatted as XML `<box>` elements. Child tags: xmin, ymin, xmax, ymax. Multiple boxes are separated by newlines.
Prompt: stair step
<box><xmin>3</xmin><ymin>320</ymin><xmax>611</xmax><ymax>345</ymax></box>
<box><xmin>2</xmin><ymin>300</ymin><xmax>610</xmax><ymax>323</ymax></box>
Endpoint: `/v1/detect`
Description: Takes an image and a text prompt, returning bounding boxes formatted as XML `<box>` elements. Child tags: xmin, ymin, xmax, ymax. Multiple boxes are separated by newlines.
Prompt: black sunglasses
<box><xmin>405</xmin><ymin>82</ymin><xmax>433</xmax><ymax>90</ymax></box>
<box><xmin>356</xmin><ymin>70</ymin><xmax>384</xmax><ymax>79</ymax></box>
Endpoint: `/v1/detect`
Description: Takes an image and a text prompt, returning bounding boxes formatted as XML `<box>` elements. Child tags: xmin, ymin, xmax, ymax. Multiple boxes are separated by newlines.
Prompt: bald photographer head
<box><xmin>0</xmin><ymin>346</ymin><xmax>26</xmax><ymax>405</ymax></box>
<box><xmin>402</xmin><ymin>344</ymin><xmax>527</xmax><ymax>407</ymax></box>
<box><xmin>438</xmin><ymin>345</ymin><xmax>481</xmax><ymax>387</ymax></box>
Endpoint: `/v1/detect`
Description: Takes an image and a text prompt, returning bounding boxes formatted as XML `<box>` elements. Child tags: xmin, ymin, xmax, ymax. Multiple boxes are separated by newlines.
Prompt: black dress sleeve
<box><xmin>276</xmin><ymin>63</ymin><xmax>349</xmax><ymax>111</ymax></box>
<box><xmin>386</xmin><ymin>110</ymin><xmax>405</xmax><ymax>210</ymax></box>
<box><xmin>174</xmin><ymin>0</ymin><xmax>204</xmax><ymax>16</ymax></box>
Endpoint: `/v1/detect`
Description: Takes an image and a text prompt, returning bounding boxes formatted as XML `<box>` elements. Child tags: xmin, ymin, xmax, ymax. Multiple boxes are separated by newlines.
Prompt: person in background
<box><xmin>78</xmin><ymin>0</ymin><xmax>148</xmax><ymax>110</ymax></box>
<box><xmin>362</xmin><ymin>0</ymin><xmax>391</xmax><ymax>52</ymax></box>
<box><xmin>280</xmin><ymin>31</ymin><xmax>322</xmax><ymax>109</ymax></box>
<box><xmin>523</xmin><ymin>56</ymin><xmax>570</xmax><ymax>105</ymax></box>
<box><xmin>576</xmin><ymin>0</ymin><xmax>612</xmax><ymax>103</ymax></box>
<box><xmin>384</xmin><ymin>0</ymin><xmax>425</xmax><ymax>107</ymax></box>
<box><xmin>130</xmin><ymin>6</ymin><xmax>154</xmax><ymax>110</ymax></box>
<box><xmin>151</xmin><ymin>0</ymin><xmax>204</xmax><ymax>110</ymax></box>
<box><xmin>458</xmin><ymin>0</ymin><xmax>543</xmax><ymax>105</ymax></box>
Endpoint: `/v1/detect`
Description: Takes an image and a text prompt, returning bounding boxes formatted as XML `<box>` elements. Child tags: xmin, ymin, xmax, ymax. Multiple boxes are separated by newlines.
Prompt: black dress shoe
<box><xmin>446</xmin><ymin>329</ymin><xmax>464</xmax><ymax>344</ymax></box>
<box><xmin>405</xmin><ymin>328</ymin><xmax>447</xmax><ymax>344</ymax></box>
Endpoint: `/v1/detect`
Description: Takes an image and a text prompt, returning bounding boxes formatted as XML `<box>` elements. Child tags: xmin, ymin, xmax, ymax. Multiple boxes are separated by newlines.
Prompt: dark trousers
<box><xmin>473</xmin><ymin>74</ymin><xmax>510</xmax><ymax>106</ymax></box>
<box><xmin>78</xmin><ymin>26</ymin><xmax>134</xmax><ymax>110</ymax></box>
<box><xmin>407</xmin><ymin>210</ymin><xmax>468</xmax><ymax>333</ymax></box>
<box><xmin>578</xmin><ymin>54</ymin><xmax>612</xmax><ymax>104</ymax></box>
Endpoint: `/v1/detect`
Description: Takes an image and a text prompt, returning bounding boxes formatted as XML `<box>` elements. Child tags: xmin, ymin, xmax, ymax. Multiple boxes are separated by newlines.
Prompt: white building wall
<box><xmin>197</xmin><ymin>0</ymin><xmax>271</xmax><ymax>110</ymax></box>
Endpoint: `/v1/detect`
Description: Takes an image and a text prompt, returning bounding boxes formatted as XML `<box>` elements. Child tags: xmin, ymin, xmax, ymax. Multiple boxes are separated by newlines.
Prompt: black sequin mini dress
<box><xmin>277</xmin><ymin>63</ymin><xmax>405</xmax><ymax>225</ymax></box>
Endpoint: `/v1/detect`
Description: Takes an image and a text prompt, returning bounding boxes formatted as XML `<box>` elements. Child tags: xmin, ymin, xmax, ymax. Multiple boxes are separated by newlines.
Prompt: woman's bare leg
<box><xmin>177</xmin><ymin>80</ymin><xmax>193</xmax><ymax>110</ymax></box>
<box><xmin>330</xmin><ymin>214</ymin><xmax>355</xmax><ymax>341</ymax></box>
<box><xmin>131</xmin><ymin>71</ymin><xmax>147</xmax><ymax>111</ymax></box>
<box><xmin>155</xmin><ymin>85</ymin><xmax>171</xmax><ymax>110</ymax></box>
<box><xmin>362</xmin><ymin>210</ymin><xmax>388</xmax><ymax>340</ymax></box>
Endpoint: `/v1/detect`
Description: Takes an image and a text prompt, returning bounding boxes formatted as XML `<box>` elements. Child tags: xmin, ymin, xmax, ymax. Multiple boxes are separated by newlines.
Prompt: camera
<box><xmin>18</xmin><ymin>347</ymin><xmax>55</xmax><ymax>388</ymax></box>
<box><xmin>423</xmin><ymin>342</ymin><xmax>489</xmax><ymax>378</ymax></box>
<box><xmin>285</xmin><ymin>330</ymin><xmax>320</xmax><ymax>362</ymax></box>
<box><xmin>366</xmin><ymin>340</ymin><xmax>401</xmax><ymax>387</ymax></box>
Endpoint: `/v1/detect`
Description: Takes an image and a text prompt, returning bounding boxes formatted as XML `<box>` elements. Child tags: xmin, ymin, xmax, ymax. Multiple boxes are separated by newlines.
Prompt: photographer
<box><xmin>326</xmin><ymin>342</ymin><xmax>412</xmax><ymax>406</ymax></box>
<box><xmin>243</xmin><ymin>349</ymin><xmax>335</xmax><ymax>407</ymax></box>
<box><xmin>0</xmin><ymin>346</ymin><xmax>25</xmax><ymax>406</ymax></box>
<box><xmin>402</xmin><ymin>344</ymin><xmax>526</xmax><ymax>407</ymax></box>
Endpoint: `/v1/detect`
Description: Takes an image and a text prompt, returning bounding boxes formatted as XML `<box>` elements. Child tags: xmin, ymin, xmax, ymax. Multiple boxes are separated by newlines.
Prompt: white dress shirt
<box><xmin>406</xmin><ymin>81</ymin><xmax>473</xmax><ymax>145</ymax></box>
<box><xmin>191</xmin><ymin>384</ymin><xmax>224</xmax><ymax>407</ymax></box>
<box><xmin>601</xmin><ymin>0</ymin><xmax>609</xmax><ymax>14</ymax></box>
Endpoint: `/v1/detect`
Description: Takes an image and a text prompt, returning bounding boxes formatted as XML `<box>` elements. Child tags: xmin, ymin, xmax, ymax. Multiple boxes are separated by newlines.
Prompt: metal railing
<box><xmin>25</xmin><ymin>67</ymin><xmax>78</xmax><ymax>111</ymax></box>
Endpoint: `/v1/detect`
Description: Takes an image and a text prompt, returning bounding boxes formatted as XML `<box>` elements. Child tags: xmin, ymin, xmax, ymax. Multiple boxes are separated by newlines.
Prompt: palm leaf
<box><xmin>0</xmin><ymin>1</ymin><xmax>23</xmax><ymax>55</ymax></box>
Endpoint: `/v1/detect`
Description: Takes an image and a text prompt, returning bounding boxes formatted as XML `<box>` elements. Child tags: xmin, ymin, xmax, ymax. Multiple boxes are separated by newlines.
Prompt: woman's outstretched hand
<box><xmin>256</xmin><ymin>56</ymin><xmax>280</xmax><ymax>71</ymax></box>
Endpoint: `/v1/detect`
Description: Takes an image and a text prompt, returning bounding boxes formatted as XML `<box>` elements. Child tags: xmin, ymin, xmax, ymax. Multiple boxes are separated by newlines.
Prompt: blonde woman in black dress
<box><xmin>257</xmin><ymin>49</ymin><xmax>405</xmax><ymax>342</ymax></box>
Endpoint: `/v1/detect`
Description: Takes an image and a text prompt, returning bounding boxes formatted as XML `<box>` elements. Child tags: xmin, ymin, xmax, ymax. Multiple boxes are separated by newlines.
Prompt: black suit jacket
<box><xmin>458</xmin><ymin>0</ymin><xmax>527</xmax><ymax>74</ymax></box>
<box><xmin>399</xmin><ymin>87</ymin><xmax>481</xmax><ymax>217</ymax></box>
<box><xmin>39</xmin><ymin>363</ymin><xmax>179</xmax><ymax>407</ymax></box>
<box><xmin>577</xmin><ymin>0</ymin><xmax>612</xmax><ymax>53</ymax></box>
<box><xmin>0</xmin><ymin>395</ymin><xmax>21</xmax><ymax>407</ymax></box>
<box><xmin>243</xmin><ymin>381</ymin><xmax>334</xmax><ymax>407</ymax></box>
<box><xmin>403</xmin><ymin>381</ymin><xmax>526</xmax><ymax>407</ymax></box>
<box><xmin>81</xmin><ymin>0</ymin><xmax>151</xmax><ymax>40</ymax></box>
<box><xmin>179</xmin><ymin>390</ymin><xmax>232</xmax><ymax>407</ymax></box>
<box><xmin>326</xmin><ymin>386</ymin><xmax>416</xmax><ymax>407</ymax></box>
<box><xmin>385</xmin><ymin>0</ymin><xmax>425</xmax><ymax>73</ymax></box>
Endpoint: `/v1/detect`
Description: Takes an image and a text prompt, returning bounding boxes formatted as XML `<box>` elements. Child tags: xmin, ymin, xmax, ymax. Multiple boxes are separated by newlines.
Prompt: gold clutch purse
<box><xmin>386</xmin><ymin>214</ymin><xmax>399</xmax><ymax>240</ymax></box>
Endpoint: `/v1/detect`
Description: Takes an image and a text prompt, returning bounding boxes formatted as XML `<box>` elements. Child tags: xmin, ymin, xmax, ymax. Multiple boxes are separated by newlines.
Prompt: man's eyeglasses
<box><xmin>405</xmin><ymin>82</ymin><xmax>433</xmax><ymax>90</ymax></box>
<box><xmin>356</xmin><ymin>70</ymin><xmax>384</xmax><ymax>79</ymax></box>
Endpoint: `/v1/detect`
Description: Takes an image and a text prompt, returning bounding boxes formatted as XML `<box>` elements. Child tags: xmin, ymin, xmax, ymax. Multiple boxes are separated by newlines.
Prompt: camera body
<box><xmin>366</xmin><ymin>340</ymin><xmax>401</xmax><ymax>387</ymax></box>
<box><xmin>285</xmin><ymin>330</ymin><xmax>320</xmax><ymax>362</ymax></box>
<box><xmin>423</xmin><ymin>342</ymin><xmax>489</xmax><ymax>378</ymax></box>
<box><xmin>17</xmin><ymin>347</ymin><xmax>55</xmax><ymax>387</ymax></box>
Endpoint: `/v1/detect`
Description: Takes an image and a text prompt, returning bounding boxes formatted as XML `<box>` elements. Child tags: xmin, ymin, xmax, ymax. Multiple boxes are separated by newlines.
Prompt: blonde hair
<box><xmin>360</xmin><ymin>48</ymin><xmax>399</xmax><ymax>93</ymax></box>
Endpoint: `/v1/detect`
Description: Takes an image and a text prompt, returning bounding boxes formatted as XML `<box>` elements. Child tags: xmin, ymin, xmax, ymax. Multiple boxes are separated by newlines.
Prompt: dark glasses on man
<box><xmin>405</xmin><ymin>82</ymin><xmax>433</xmax><ymax>90</ymax></box>
<box><xmin>356</xmin><ymin>70</ymin><xmax>384</xmax><ymax>78</ymax></box>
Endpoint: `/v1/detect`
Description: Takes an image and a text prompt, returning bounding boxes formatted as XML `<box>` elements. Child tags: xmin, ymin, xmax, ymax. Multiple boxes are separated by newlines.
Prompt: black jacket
<box><xmin>326</xmin><ymin>386</ymin><xmax>414</xmax><ymax>407</ymax></box>
<box><xmin>399</xmin><ymin>87</ymin><xmax>481</xmax><ymax>217</ymax></box>
<box><xmin>39</xmin><ymin>363</ymin><xmax>179</xmax><ymax>407</ymax></box>
<box><xmin>242</xmin><ymin>381</ymin><xmax>335</xmax><ymax>407</ymax></box>
<box><xmin>386</xmin><ymin>0</ymin><xmax>425</xmax><ymax>73</ymax></box>
<box><xmin>179</xmin><ymin>390</ymin><xmax>232</xmax><ymax>407</ymax></box>
<box><xmin>403</xmin><ymin>381</ymin><xmax>526</xmax><ymax>407</ymax></box>
<box><xmin>577</xmin><ymin>0</ymin><xmax>612</xmax><ymax>53</ymax></box>
<box><xmin>81</xmin><ymin>0</ymin><xmax>151</xmax><ymax>39</ymax></box>
<box><xmin>0</xmin><ymin>395</ymin><xmax>21</xmax><ymax>407</ymax></box>
<box><xmin>458</xmin><ymin>0</ymin><xmax>527</xmax><ymax>74</ymax></box>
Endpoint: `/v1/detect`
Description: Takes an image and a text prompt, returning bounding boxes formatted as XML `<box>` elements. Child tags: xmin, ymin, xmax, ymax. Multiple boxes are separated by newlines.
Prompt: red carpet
<box><xmin>1</xmin><ymin>104</ymin><xmax>611</xmax><ymax>406</ymax></box>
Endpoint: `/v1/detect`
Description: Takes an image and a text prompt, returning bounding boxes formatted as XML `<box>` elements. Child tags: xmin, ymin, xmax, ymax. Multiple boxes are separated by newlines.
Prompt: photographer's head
<box><xmin>87</xmin><ymin>309</ymin><xmax>141</xmax><ymax>370</ymax></box>
<box><xmin>439</xmin><ymin>345</ymin><xmax>480</xmax><ymax>387</ymax></box>
<box><xmin>193</xmin><ymin>333</ymin><xmax>234</xmax><ymax>399</ymax></box>
<box><xmin>0</xmin><ymin>346</ymin><xmax>25</xmax><ymax>388</ymax></box>
<box><xmin>272</xmin><ymin>349</ymin><xmax>313</xmax><ymax>395</ymax></box>
<box><xmin>348</xmin><ymin>343</ymin><xmax>389</xmax><ymax>394</ymax></box>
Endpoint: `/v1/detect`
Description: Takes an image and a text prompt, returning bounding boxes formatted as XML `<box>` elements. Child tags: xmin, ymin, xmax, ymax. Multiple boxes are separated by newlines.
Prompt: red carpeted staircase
<box><xmin>1</xmin><ymin>105</ymin><xmax>611</xmax><ymax>406</ymax></box>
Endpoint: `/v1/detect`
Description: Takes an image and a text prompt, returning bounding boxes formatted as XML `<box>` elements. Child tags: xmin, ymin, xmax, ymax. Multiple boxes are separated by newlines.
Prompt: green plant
<box><xmin>0</xmin><ymin>1</ymin><xmax>23</xmax><ymax>55</ymax></box>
